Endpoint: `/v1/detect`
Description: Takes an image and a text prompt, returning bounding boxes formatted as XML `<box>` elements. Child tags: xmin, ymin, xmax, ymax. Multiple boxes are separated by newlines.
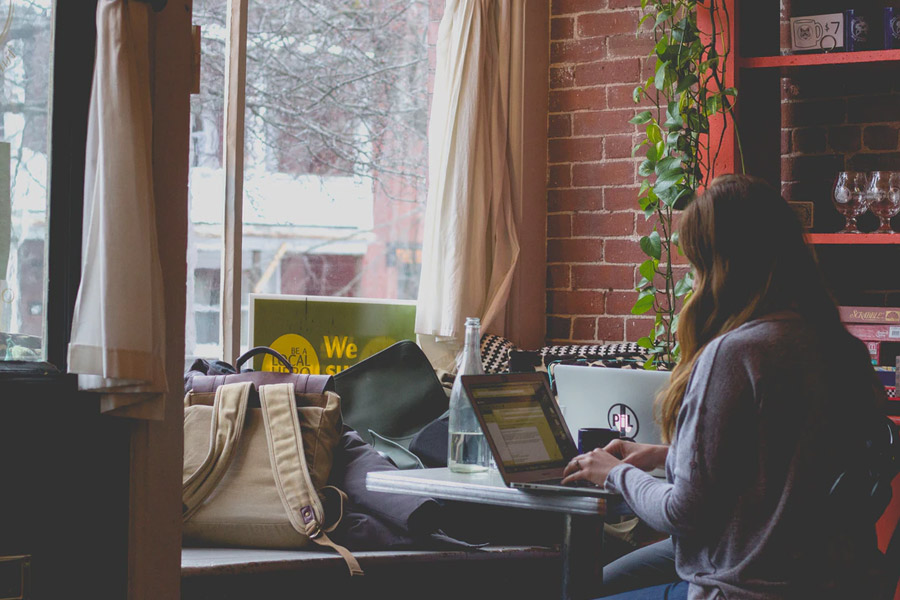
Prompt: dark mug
<box><xmin>845</xmin><ymin>9</ymin><xmax>876</xmax><ymax>51</ymax></box>
<box><xmin>578</xmin><ymin>427</ymin><xmax>624</xmax><ymax>454</ymax></box>
<box><xmin>885</xmin><ymin>8</ymin><xmax>900</xmax><ymax>50</ymax></box>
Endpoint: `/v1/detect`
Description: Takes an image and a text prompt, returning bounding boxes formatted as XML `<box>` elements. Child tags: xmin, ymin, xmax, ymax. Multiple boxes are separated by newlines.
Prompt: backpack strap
<box><xmin>182</xmin><ymin>381</ymin><xmax>252</xmax><ymax>520</ymax></box>
<box><xmin>258</xmin><ymin>383</ymin><xmax>363</xmax><ymax>576</ymax></box>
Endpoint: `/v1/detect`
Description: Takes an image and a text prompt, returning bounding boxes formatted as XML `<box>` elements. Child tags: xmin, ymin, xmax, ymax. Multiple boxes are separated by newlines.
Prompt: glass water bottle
<box><xmin>447</xmin><ymin>317</ymin><xmax>490</xmax><ymax>473</ymax></box>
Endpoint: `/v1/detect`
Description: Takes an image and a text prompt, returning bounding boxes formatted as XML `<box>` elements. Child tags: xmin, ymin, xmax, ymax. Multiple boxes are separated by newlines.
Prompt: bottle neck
<box><xmin>458</xmin><ymin>324</ymin><xmax>483</xmax><ymax>376</ymax></box>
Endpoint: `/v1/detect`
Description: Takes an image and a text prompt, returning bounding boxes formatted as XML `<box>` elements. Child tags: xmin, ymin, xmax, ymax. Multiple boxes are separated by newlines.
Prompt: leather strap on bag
<box><xmin>182</xmin><ymin>381</ymin><xmax>252</xmax><ymax>520</ymax></box>
<box><xmin>258</xmin><ymin>383</ymin><xmax>363</xmax><ymax>576</ymax></box>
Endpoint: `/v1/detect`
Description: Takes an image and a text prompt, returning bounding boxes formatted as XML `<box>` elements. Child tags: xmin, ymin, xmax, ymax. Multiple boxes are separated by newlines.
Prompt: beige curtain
<box><xmin>67</xmin><ymin>0</ymin><xmax>167</xmax><ymax>419</ymax></box>
<box><xmin>415</xmin><ymin>0</ymin><xmax>521</xmax><ymax>369</ymax></box>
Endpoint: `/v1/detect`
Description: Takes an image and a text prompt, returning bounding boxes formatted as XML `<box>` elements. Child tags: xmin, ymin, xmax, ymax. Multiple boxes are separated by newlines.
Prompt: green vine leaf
<box><xmin>640</xmin><ymin>231</ymin><xmax>662</xmax><ymax>260</ymax></box>
<box><xmin>639</xmin><ymin>258</ymin><xmax>657</xmax><ymax>282</ymax></box>
<box><xmin>631</xmin><ymin>294</ymin><xmax>655</xmax><ymax>315</ymax></box>
<box><xmin>654</xmin><ymin>61</ymin><xmax>669</xmax><ymax>90</ymax></box>
<box><xmin>630</xmin><ymin>110</ymin><xmax>653</xmax><ymax>125</ymax></box>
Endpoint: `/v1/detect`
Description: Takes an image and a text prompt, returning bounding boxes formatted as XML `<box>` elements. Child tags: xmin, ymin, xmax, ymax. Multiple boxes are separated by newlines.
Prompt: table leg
<box><xmin>561</xmin><ymin>513</ymin><xmax>604</xmax><ymax>600</ymax></box>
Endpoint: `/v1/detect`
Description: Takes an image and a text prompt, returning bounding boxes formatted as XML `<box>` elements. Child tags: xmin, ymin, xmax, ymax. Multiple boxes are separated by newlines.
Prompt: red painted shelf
<box><xmin>739</xmin><ymin>49</ymin><xmax>900</xmax><ymax>69</ymax></box>
<box><xmin>806</xmin><ymin>233</ymin><xmax>900</xmax><ymax>245</ymax></box>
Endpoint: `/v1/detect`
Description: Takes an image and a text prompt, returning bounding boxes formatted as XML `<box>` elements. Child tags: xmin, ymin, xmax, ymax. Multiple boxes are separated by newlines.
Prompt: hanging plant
<box><xmin>629</xmin><ymin>0</ymin><xmax>740</xmax><ymax>368</ymax></box>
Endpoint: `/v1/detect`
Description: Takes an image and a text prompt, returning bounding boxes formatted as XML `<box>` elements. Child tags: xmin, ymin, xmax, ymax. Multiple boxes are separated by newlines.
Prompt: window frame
<box><xmin>212</xmin><ymin>0</ymin><xmax>549</xmax><ymax>361</ymax></box>
<box><xmin>0</xmin><ymin>0</ymin><xmax>97</xmax><ymax>377</ymax></box>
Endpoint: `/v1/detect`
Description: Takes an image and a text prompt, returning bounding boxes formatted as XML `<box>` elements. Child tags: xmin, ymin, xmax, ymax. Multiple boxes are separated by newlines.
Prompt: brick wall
<box><xmin>547</xmin><ymin>0</ymin><xmax>655</xmax><ymax>345</ymax></box>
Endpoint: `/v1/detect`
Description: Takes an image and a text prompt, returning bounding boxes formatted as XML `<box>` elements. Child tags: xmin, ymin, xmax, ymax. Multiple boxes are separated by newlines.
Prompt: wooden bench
<box><xmin>182</xmin><ymin>546</ymin><xmax>563</xmax><ymax>600</ymax></box>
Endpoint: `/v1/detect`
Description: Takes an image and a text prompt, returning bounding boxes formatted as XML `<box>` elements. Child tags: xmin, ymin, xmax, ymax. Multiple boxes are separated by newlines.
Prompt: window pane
<box><xmin>186</xmin><ymin>0</ymin><xmax>227</xmax><ymax>366</ymax></box>
<box><xmin>0</xmin><ymin>1</ymin><xmax>52</xmax><ymax>361</ymax></box>
<box><xmin>239</xmin><ymin>0</ymin><xmax>429</xmax><ymax>351</ymax></box>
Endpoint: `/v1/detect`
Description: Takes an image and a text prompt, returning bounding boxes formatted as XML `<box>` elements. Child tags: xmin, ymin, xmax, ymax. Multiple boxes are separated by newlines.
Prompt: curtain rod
<box><xmin>133</xmin><ymin>0</ymin><xmax>167</xmax><ymax>12</ymax></box>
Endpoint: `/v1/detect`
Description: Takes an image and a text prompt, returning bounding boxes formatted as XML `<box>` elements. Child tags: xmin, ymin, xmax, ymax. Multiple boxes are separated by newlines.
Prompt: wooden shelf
<box><xmin>739</xmin><ymin>49</ymin><xmax>900</xmax><ymax>69</ymax></box>
<box><xmin>806</xmin><ymin>233</ymin><xmax>900</xmax><ymax>245</ymax></box>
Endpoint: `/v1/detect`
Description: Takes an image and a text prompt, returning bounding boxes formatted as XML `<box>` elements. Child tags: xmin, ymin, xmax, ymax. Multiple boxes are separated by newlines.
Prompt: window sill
<box><xmin>0</xmin><ymin>362</ymin><xmax>68</xmax><ymax>384</ymax></box>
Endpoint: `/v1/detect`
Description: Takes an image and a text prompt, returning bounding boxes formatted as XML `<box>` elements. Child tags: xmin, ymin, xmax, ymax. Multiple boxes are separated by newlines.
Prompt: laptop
<box><xmin>553</xmin><ymin>364</ymin><xmax>670</xmax><ymax>463</ymax></box>
<box><xmin>459</xmin><ymin>372</ymin><xmax>608</xmax><ymax>496</ymax></box>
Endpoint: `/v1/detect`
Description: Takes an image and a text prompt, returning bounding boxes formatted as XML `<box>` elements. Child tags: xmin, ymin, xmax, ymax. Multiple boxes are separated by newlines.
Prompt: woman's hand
<box><xmin>603</xmin><ymin>439</ymin><xmax>669</xmax><ymax>472</ymax></box>
<box><xmin>561</xmin><ymin>448</ymin><xmax>623</xmax><ymax>487</ymax></box>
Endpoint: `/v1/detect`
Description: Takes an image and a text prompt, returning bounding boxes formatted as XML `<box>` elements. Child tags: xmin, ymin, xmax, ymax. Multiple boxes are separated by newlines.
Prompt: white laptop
<box><xmin>553</xmin><ymin>364</ymin><xmax>671</xmax><ymax>448</ymax></box>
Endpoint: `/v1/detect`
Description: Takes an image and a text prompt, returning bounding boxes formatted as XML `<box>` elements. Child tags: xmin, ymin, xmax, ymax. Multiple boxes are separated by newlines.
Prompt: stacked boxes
<box><xmin>839</xmin><ymin>306</ymin><xmax>900</xmax><ymax>414</ymax></box>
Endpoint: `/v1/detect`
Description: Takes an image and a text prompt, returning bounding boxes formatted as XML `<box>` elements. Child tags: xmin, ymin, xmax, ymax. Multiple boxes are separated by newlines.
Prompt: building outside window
<box><xmin>0</xmin><ymin>1</ymin><xmax>52</xmax><ymax>362</ymax></box>
<box><xmin>187</xmin><ymin>0</ymin><xmax>430</xmax><ymax>365</ymax></box>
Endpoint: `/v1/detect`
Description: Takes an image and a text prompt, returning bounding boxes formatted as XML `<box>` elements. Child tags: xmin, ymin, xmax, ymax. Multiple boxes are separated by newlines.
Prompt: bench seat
<box><xmin>182</xmin><ymin>546</ymin><xmax>563</xmax><ymax>600</ymax></box>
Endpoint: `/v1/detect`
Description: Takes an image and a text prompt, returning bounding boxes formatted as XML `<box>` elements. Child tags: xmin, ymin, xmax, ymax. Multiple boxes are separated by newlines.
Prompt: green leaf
<box><xmin>676</xmin><ymin>73</ymin><xmax>699</xmax><ymax>94</ymax></box>
<box><xmin>674</xmin><ymin>273</ymin><xmax>693</xmax><ymax>297</ymax></box>
<box><xmin>631</xmin><ymin>294</ymin><xmax>655</xmax><ymax>315</ymax></box>
<box><xmin>654</xmin><ymin>169</ymin><xmax>683</xmax><ymax>194</ymax></box>
<box><xmin>671</xmin><ymin>314</ymin><xmax>680</xmax><ymax>334</ymax></box>
<box><xmin>639</xmin><ymin>258</ymin><xmax>657</xmax><ymax>282</ymax></box>
<box><xmin>655</xmin><ymin>156</ymin><xmax>681</xmax><ymax>177</ymax></box>
<box><xmin>646</xmin><ymin>123</ymin><xmax>663</xmax><ymax>144</ymax></box>
<box><xmin>630</xmin><ymin>110</ymin><xmax>653</xmax><ymax>125</ymax></box>
<box><xmin>638</xmin><ymin>287</ymin><xmax>656</xmax><ymax>300</ymax></box>
<box><xmin>640</xmin><ymin>230</ymin><xmax>662</xmax><ymax>260</ymax></box>
<box><xmin>654</xmin><ymin>61</ymin><xmax>669</xmax><ymax>90</ymax></box>
<box><xmin>637</xmin><ymin>336</ymin><xmax>654</xmax><ymax>349</ymax></box>
<box><xmin>655</xmin><ymin>9</ymin><xmax>673</xmax><ymax>28</ymax></box>
<box><xmin>639</xmin><ymin>159</ymin><xmax>656</xmax><ymax>177</ymax></box>
<box><xmin>724</xmin><ymin>87</ymin><xmax>738</xmax><ymax>96</ymax></box>
<box><xmin>633</xmin><ymin>85</ymin><xmax>644</xmax><ymax>104</ymax></box>
<box><xmin>632</xmin><ymin>139</ymin><xmax>649</xmax><ymax>157</ymax></box>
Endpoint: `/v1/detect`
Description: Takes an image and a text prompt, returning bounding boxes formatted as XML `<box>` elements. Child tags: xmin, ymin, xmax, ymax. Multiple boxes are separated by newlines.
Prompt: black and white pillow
<box><xmin>480</xmin><ymin>334</ymin><xmax>516</xmax><ymax>374</ymax></box>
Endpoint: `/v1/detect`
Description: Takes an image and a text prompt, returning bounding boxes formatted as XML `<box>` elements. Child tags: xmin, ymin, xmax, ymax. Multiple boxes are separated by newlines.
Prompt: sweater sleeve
<box><xmin>606</xmin><ymin>336</ymin><xmax>756</xmax><ymax>537</ymax></box>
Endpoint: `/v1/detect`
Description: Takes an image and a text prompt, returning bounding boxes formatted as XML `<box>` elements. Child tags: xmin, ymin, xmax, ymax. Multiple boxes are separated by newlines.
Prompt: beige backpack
<box><xmin>182</xmin><ymin>381</ymin><xmax>362</xmax><ymax>575</ymax></box>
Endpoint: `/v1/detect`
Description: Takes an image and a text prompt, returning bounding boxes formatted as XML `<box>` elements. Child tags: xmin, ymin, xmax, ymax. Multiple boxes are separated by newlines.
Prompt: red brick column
<box><xmin>547</xmin><ymin>0</ymin><xmax>653</xmax><ymax>345</ymax></box>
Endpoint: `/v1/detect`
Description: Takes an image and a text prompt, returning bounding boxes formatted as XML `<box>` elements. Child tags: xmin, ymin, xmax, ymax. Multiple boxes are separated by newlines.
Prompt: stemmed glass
<box><xmin>832</xmin><ymin>171</ymin><xmax>869</xmax><ymax>233</ymax></box>
<box><xmin>865</xmin><ymin>171</ymin><xmax>900</xmax><ymax>234</ymax></box>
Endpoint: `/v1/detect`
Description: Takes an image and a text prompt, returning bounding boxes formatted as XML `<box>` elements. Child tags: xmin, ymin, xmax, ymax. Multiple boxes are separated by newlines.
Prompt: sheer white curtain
<box><xmin>415</xmin><ymin>0</ymin><xmax>521</xmax><ymax>370</ymax></box>
<box><xmin>67</xmin><ymin>0</ymin><xmax>167</xmax><ymax>419</ymax></box>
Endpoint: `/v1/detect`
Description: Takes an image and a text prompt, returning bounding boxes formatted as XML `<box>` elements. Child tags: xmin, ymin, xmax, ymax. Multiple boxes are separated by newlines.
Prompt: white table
<box><xmin>367</xmin><ymin>468</ymin><xmax>627</xmax><ymax>600</ymax></box>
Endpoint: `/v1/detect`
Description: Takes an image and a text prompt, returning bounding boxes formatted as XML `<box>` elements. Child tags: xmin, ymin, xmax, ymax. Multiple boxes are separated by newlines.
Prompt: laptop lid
<box><xmin>554</xmin><ymin>364</ymin><xmax>670</xmax><ymax>445</ymax></box>
<box><xmin>460</xmin><ymin>373</ymin><xmax>578</xmax><ymax>486</ymax></box>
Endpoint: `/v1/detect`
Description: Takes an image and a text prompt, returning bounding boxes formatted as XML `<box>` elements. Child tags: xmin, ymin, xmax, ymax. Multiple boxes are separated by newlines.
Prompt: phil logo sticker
<box><xmin>608</xmin><ymin>403</ymin><xmax>639</xmax><ymax>438</ymax></box>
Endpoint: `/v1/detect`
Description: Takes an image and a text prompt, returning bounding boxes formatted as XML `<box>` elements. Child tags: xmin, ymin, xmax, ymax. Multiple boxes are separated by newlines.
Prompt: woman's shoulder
<box><xmin>719</xmin><ymin>311</ymin><xmax>809</xmax><ymax>351</ymax></box>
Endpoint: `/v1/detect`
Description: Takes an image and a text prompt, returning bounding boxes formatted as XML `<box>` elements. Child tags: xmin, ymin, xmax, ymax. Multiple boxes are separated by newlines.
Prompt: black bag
<box><xmin>334</xmin><ymin>340</ymin><xmax>449</xmax><ymax>469</ymax></box>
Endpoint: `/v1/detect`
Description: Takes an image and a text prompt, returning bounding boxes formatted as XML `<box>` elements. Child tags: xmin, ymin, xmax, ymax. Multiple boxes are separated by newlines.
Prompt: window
<box><xmin>187</xmin><ymin>0</ymin><xmax>430</xmax><ymax>364</ymax></box>
<box><xmin>0</xmin><ymin>1</ymin><xmax>53</xmax><ymax>362</ymax></box>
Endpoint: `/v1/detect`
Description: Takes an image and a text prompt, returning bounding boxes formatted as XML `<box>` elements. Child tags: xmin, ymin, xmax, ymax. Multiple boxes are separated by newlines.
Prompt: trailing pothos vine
<box><xmin>629</xmin><ymin>0</ymin><xmax>739</xmax><ymax>368</ymax></box>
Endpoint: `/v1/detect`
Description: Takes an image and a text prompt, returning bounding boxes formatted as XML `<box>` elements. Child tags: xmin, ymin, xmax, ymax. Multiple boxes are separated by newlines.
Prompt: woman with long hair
<box><xmin>562</xmin><ymin>174</ymin><xmax>888</xmax><ymax>599</ymax></box>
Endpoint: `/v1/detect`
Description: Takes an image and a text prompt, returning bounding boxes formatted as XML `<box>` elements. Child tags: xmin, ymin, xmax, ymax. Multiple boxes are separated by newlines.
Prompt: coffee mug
<box><xmin>885</xmin><ymin>8</ymin><xmax>900</xmax><ymax>50</ymax></box>
<box><xmin>845</xmin><ymin>9</ymin><xmax>876</xmax><ymax>51</ymax></box>
<box><xmin>578</xmin><ymin>427</ymin><xmax>624</xmax><ymax>454</ymax></box>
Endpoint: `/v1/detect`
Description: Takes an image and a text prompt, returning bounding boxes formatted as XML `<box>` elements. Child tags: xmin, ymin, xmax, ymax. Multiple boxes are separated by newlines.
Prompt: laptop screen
<box><xmin>463</xmin><ymin>375</ymin><xmax>575</xmax><ymax>475</ymax></box>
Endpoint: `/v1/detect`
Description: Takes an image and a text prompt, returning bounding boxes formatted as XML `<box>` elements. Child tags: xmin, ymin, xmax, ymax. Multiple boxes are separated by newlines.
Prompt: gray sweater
<box><xmin>605</xmin><ymin>312</ymin><xmax>882</xmax><ymax>599</ymax></box>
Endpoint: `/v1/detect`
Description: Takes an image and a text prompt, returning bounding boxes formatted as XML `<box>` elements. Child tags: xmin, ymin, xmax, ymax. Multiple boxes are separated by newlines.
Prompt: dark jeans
<box><xmin>599</xmin><ymin>581</ymin><xmax>689</xmax><ymax>600</ymax></box>
<box><xmin>599</xmin><ymin>538</ymin><xmax>680</xmax><ymax>597</ymax></box>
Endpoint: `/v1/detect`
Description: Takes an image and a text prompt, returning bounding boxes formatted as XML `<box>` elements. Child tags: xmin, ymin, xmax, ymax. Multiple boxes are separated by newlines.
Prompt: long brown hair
<box><xmin>658</xmin><ymin>174</ymin><xmax>858</xmax><ymax>442</ymax></box>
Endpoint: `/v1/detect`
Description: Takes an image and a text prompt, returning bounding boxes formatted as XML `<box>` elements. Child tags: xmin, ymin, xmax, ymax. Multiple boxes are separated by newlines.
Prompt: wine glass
<box><xmin>832</xmin><ymin>171</ymin><xmax>869</xmax><ymax>233</ymax></box>
<box><xmin>866</xmin><ymin>171</ymin><xmax>900</xmax><ymax>234</ymax></box>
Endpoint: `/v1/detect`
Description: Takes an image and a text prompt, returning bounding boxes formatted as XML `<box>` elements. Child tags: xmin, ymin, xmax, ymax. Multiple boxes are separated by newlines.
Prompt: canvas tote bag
<box><xmin>182</xmin><ymin>381</ymin><xmax>363</xmax><ymax>575</ymax></box>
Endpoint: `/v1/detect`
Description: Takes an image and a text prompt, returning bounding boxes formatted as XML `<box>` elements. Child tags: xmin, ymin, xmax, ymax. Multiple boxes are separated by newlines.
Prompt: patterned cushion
<box><xmin>479</xmin><ymin>335</ymin><xmax>649</xmax><ymax>374</ymax></box>
<box><xmin>480</xmin><ymin>334</ymin><xmax>516</xmax><ymax>374</ymax></box>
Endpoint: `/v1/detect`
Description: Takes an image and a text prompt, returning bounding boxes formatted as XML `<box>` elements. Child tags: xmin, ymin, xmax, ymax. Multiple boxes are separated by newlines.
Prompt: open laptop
<box><xmin>459</xmin><ymin>372</ymin><xmax>608</xmax><ymax>496</ymax></box>
<box><xmin>554</xmin><ymin>364</ymin><xmax>670</xmax><ymax>476</ymax></box>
